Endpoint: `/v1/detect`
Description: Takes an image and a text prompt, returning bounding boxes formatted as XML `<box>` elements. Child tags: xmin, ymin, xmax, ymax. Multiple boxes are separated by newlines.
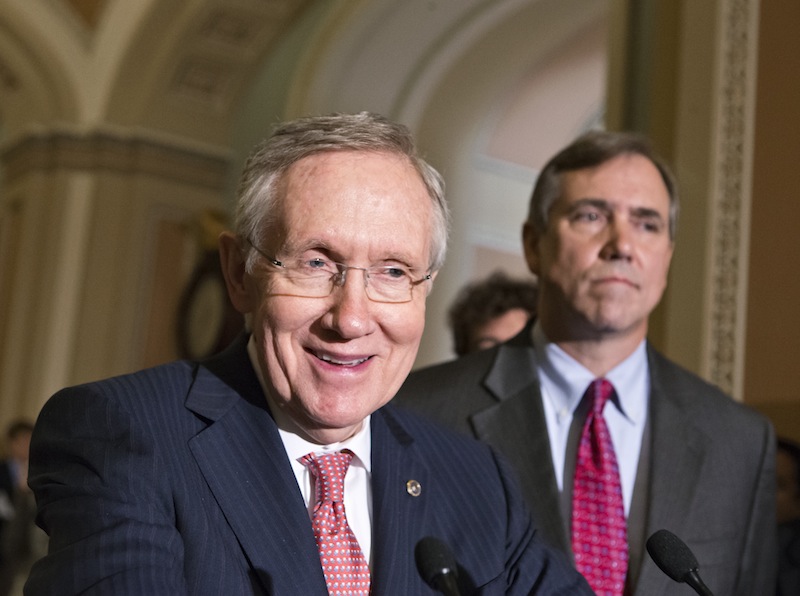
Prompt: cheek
<box><xmin>649</xmin><ymin>252</ymin><xmax>673</xmax><ymax>293</ymax></box>
<box><xmin>372</xmin><ymin>301</ymin><xmax>427</xmax><ymax>371</ymax></box>
<box><xmin>540</xmin><ymin>240</ymin><xmax>588</xmax><ymax>285</ymax></box>
<box><xmin>384</xmin><ymin>302</ymin><xmax>427</xmax><ymax>347</ymax></box>
<box><xmin>255</xmin><ymin>298</ymin><xmax>320</xmax><ymax>356</ymax></box>
<box><xmin>379</xmin><ymin>305</ymin><xmax>427</xmax><ymax>396</ymax></box>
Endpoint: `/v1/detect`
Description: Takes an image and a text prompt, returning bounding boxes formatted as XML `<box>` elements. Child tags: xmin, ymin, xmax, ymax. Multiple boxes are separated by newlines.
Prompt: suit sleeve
<box><xmin>488</xmin><ymin>450</ymin><xmax>593</xmax><ymax>596</ymax></box>
<box><xmin>25</xmin><ymin>385</ymin><xmax>188</xmax><ymax>595</ymax></box>
<box><xmin>736</xmin><ymin>418</ymin><xmax>778</xmax><ymax>595</ymax></box>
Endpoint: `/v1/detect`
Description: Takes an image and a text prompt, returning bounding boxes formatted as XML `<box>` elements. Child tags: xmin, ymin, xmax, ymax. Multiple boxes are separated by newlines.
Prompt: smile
<box><xmin>316</xmin><ymin>352</ymin><xmax>371</xmax><ymax>367</ymax></box>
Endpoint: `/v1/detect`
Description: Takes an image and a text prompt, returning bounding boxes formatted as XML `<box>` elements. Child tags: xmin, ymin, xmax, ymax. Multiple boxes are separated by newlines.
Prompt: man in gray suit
<box><xmin>397</xmin><ymin>130</ymin><xmax>776</xmax><ymax>595</ymax></box>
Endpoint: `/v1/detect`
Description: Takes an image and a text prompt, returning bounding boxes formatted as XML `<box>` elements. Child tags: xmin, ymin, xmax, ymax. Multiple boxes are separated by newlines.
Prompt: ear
<box><xmin>522</xmin><ymin>222</ymin><xmax>541</xmax><ymax>276</ymax></box>
<box><xmin>218</xmin><ymin>231</ymin><xmax>256</xmax><ymax>314</ymax></box>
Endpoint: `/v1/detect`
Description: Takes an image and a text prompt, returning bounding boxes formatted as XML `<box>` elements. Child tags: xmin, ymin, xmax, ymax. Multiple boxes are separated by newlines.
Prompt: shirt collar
<box><xmin>532</xmin><ymin>320</ymin><xmax>649</xmax><ymax>425</ymax></box>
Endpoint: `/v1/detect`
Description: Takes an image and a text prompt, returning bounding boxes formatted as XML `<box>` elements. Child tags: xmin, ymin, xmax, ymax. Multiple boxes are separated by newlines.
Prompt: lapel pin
<box><xmin>406</xmin><ymin>479</ymin><xmax>421</xmax><ymax>497</ymax></box>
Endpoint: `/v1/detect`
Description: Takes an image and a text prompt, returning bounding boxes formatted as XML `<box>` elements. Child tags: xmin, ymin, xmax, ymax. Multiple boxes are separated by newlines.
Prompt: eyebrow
<box><xmin>282</xmin><ymin>239</ymin><xmax>424</xmax><ymax>268</ymax></box>
<box><xmin>281</xmin><ymin>239</ymin><xmax>332</xmax><ymax>255</ymax></box>
<box><xmin>568</xmin><ymin>198</ymin><xmax>666</xmax><ymax>222</ymax></box>
<box><xmin>629</xmin><ymin>206</ymin><xmax>666</xmax><ymax>222</ymax></box>
<box><xmin>567</xmin><ymin>198</ymin><xmax>610</xmax><ymax>211</ymax></box>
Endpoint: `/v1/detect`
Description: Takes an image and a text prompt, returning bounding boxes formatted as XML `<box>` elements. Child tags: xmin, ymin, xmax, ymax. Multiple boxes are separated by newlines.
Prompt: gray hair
<box><xmin>234</xmin><ymin>112</ymin><xmax>450</xmax><ymax>272</ymax></box>
<box><xmin>527</xmin><ymin>130</ymin><xmax>679</xmax><ymax>241</ymax></box>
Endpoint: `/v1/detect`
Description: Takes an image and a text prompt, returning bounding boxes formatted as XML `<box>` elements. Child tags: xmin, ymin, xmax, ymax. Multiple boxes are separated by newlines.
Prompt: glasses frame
<box><xmin>245</xmin><ymin>237</ymin><xmax>432</xmax><ymax>304</ymax></box>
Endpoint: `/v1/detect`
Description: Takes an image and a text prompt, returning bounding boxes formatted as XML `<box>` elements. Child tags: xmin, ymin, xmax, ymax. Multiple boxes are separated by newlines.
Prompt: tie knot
<box><xmin>301</xmin><ymin>450</ymin><xmax>353</xmax><ymax>504</ymax></box>
<box><xmin>588</xmin><ymin>378</ymin><xmax>615</xmax><ymax>414</ymax></box>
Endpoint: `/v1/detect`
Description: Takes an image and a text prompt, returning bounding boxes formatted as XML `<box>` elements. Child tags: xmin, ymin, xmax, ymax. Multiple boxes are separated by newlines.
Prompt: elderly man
<box><xmin>25</xmin><ymin>113</ymin><xmax>590</xmax><ymax>595</ymax></box>
<box><xmin>398</xmin><ymin>130</ymin><xmax>776</xmax><ymax>596</ymax></box>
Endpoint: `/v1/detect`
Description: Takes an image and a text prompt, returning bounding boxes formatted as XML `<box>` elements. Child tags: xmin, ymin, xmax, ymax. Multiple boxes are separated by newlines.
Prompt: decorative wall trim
<box><xmin>0</xmin><ymin>127</ymin><xmax>230</xmax><ymax>189</ymax></box>
<box><xmin>707</xmin><ymin>0</ymin><xmax>759</xmax><ymax>397</ymax></box>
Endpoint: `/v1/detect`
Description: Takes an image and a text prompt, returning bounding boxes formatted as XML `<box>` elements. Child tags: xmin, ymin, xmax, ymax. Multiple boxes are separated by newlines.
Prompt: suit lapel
<box><xmin>470</xmin><ymin>340</ymin><xmax>569</xmax><ymax>554</ymax></box>
<box><xmin>369</xmin><ymin>408</ymin><xmax>431</xmax><ymax>595</ymax></box>
<box><xmin>185</xmin><ymin>339</ymin><xmax>328</xmax><ymax>595</ymax></box>
<box><xmin>633</xmin><ymin>348</ymin><xmax>710</xmax><ymax>594</ymax></box>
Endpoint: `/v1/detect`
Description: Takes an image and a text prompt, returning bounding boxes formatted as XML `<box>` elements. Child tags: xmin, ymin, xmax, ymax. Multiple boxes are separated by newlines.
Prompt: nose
<box><xmin>324</xmin><ymin>268</ymin><xmax>375</xmax><ymax>339</ymax></box>
<box><xmin>599</xmin><ymin>219</ymin><xmax>633</xmax><ymax>261</ymax></box>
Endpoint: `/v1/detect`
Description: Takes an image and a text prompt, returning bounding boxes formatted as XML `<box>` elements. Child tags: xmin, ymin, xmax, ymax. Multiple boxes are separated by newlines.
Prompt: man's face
<box><xmin>524</xmin><ymin>153</ymin><xmax>674</xmax><ymax>343</ymax></box>
<box><xmin>9</xmin><ymin>430</ymin><xmax>31</xmax><ymax>463</ymax></box>
<box><xmin>233</xmin><ymin>150</ymin><xmax>434</xmax><ymax>444</ymax></box>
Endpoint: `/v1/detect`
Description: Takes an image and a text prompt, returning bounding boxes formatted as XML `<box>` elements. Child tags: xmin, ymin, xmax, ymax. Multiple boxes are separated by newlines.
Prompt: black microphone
<box><xmin>414</xmin><ymin>536</ymin><xmax>461</xmax><ymax>596</ymax></box>
<box><xmin>646</xmin><ymin>529</ymin><xmax>713</xmax><ymax>596</ymax></box>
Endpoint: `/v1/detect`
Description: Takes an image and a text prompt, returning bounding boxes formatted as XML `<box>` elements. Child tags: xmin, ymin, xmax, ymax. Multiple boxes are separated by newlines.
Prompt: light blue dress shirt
<box><xmin>533</xmin><ymin>321</ymin><xmax>649</xmax><ymax>515</ymax></box>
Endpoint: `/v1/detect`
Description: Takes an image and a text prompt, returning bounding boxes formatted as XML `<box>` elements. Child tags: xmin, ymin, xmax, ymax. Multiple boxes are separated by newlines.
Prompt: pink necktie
<box><xmin>301</xmin><ymin>450</ymin><xmax>371</xmax><ymax>595</ymax></box>
<box><xmin>571</xmin><ymin>378</ymin><xmax>629</xmax><ymax>596</ymax></box>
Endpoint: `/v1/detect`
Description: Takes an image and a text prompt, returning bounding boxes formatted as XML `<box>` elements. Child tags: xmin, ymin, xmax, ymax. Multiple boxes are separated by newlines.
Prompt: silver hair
<box><xmin>234</xmin><ymin>112</ymin><xmax>450</xmax><ymax>273</ymax></box>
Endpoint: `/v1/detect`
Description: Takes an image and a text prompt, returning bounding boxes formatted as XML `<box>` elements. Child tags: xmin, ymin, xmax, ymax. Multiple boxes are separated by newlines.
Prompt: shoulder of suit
<box><xmin>49</xmin><ymin>359</ymin><xmax>196</xmax><ymax>410</ymax></box>
<box><xmin>647</xmin><ymin>344</ymin><xmax>772</xmax><ymax>430</ymax></box>
<box><xmin>405</xmin><ymin>345</ymin><xmax>501</xmax><ymax>385</ymax></box>
<box><xmin>379</xmin><ymin>402</ymin><xmax>495</xmax><ymax>454</ymax></box>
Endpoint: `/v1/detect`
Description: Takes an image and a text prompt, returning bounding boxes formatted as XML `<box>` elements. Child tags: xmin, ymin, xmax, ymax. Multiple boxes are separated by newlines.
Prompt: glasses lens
<box><xmin>365</xmin><ymin>267</ymin><xmax>414</xmax><ymax>303</ymax></box>
<box><xmin>279</xmin><ymin>270</ymin><xmax>333</xmax><ymax>298</ymax></box>
<box><xmin>263</xmin><ymin>255</ymin><xmax>422</xmax><ymax>303</ymax></box>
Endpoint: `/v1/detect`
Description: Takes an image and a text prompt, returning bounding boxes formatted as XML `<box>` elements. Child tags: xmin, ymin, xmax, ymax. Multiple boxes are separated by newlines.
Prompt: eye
<box><xmin>307</xmin><ymin>258</ymin><xmax>327</xmax><ymax>269</ymax></box>
<box><xmin>372</xmin><ymin>265</ymin><xmax>412</xmax><ymax>282</ymax></box>
<box><xmin>571</xmin><ymin>208</ymin><xmax>605</xmax><ymax>223</ymax></box>
<box><xmin>633</xmin><ymin>217</ymin><xmax>665</xmax><ymax>234</ymax></box>
<box><xmin>298</xmin><ymin>257</ymin><xmax>336</xmax><ymax>274</ymax></box>
<box><xmin>384</xmin><ymin>266</ymin><xmax>410</xmax><ymax>279</ymax></box>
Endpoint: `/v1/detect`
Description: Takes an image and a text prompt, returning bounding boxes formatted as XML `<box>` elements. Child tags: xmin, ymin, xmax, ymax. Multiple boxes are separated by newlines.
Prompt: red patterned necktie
<box><xmin>571</xmin><ymin>378</ymin><xmax>629</xmax><ymax>596</ymax></box>
<box><xmin>301</xmin><ymin>450</ymin><xmax>371</xmax><ymax>595</ymax></box>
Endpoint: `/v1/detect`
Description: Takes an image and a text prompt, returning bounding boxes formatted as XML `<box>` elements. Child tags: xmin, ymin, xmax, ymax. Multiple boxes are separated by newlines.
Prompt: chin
<box><xmin>313</xmin><ymin>396</ymin><xmax>373</xmax><ymax>424</ymax></box>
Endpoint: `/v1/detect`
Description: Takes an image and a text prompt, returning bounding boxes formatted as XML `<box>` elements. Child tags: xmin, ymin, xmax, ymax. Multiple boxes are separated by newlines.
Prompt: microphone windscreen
<box><xmin>646</xmin><ymin>529</ymin><xmax>700</xmax><ymax>582</ymax></box>
<box><xmin>415</xmin><ymin>536</ymin><xmax>458</xmax><ymax>587</ymax></box>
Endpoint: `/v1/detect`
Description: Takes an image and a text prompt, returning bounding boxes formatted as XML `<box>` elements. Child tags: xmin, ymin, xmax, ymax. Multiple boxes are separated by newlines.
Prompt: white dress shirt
<box><xmin>533</xmin><ymin>321</ymin><xmax>649</xmax><ymax>515</ymax></box>
<box><xmin>247</xmin><ymin>337</ymin><xmax>373</xmax><ymax>565</ymax></box>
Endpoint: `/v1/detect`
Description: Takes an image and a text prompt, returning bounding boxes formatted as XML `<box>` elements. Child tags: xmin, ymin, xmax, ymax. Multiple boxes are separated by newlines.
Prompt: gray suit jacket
<box><xmin>396</xmin><ymin>325</ymin><xmax>777</xmax><ymax>596</ymax></box>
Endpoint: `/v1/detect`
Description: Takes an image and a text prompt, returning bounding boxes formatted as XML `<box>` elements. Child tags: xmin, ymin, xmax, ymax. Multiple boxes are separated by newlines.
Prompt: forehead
<box><xmin>274</xmin><ymin>150</ymin><xmax>433</xmax><ymax>259</ymax></box>
<box><xmin>559</xmin><ymin>153</ymin><xmax>670</xmax><ymax>214</ymax></box>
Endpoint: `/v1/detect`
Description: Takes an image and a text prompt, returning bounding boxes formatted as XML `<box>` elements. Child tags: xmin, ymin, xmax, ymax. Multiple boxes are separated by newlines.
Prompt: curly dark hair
<box><xmin>448</xmin><ymin>270</ymin><xmax>538</xmax><ymax>356</ymax></box>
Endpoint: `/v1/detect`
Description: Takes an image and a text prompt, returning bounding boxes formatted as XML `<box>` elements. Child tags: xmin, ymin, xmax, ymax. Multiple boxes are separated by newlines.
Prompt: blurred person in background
<box><xmin>0</xmin><ymin>420</ymin><xmax>45</xmax><ymax>596</ymax></box>
<box><xmin>448</xmin><ymin>270</ymin><xmax>537</xmax><ymax>357</ymax></box>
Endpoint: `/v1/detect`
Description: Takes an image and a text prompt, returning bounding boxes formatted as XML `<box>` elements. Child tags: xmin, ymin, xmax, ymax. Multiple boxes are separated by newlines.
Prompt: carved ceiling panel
<box><xmin>73</xmin><ymin>0</ymin><xmax>315</xmax><ymax>143</ymax></box>
<box><xmin>167</xmin><ymin>1</ymin><xmax>309</xmax><ymax>108</ymax></box>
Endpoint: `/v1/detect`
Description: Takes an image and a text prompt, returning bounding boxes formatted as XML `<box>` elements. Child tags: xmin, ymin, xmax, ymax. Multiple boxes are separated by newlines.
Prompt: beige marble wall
<box><xmin>0</xmin><ymin>129</ymin><xmax>229</xmax><ymax>419</ymax></box>
<box><xmin>747</xmin><ymin>0</ymin><xmax>800</xmax><ymax>441</ymax></box>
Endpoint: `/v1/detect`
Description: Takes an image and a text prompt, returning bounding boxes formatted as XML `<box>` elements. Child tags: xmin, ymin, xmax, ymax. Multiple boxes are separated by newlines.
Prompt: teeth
<box><xmin>319</xmin><ymin>354</ymin><xmax>369</xmax><ymax>366</ymax></box>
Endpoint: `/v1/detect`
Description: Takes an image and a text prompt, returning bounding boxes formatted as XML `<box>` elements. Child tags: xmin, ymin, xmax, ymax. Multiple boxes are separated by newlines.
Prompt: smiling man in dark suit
<box><xmin>24</xmin><ymin>112</ymin><xmax>590</xmax><ymax>595</ymax></box>
<box><xmin>397</xmin><ymin>130</ymin><xmax>777</xmax><ymax>596</ymax></box>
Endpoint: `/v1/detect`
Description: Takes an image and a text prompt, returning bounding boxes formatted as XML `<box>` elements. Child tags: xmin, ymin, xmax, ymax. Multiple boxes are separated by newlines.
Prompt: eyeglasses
<box><xmin>246</xmin><ymin>238</ymin><xmax>432</xmax><ymax>304</ymax></box>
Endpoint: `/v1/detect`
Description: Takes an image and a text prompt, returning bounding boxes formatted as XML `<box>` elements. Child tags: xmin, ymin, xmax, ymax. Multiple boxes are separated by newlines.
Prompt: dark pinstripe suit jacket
<box><xmin>396</xmin><ymin>324</ymin><xmax>777</xmax><ymax>596</ymax></box>
<box><xmin>24</xmin><ymin>336</ymin><xmax>590</xmax><ymax>595</ymax></box>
